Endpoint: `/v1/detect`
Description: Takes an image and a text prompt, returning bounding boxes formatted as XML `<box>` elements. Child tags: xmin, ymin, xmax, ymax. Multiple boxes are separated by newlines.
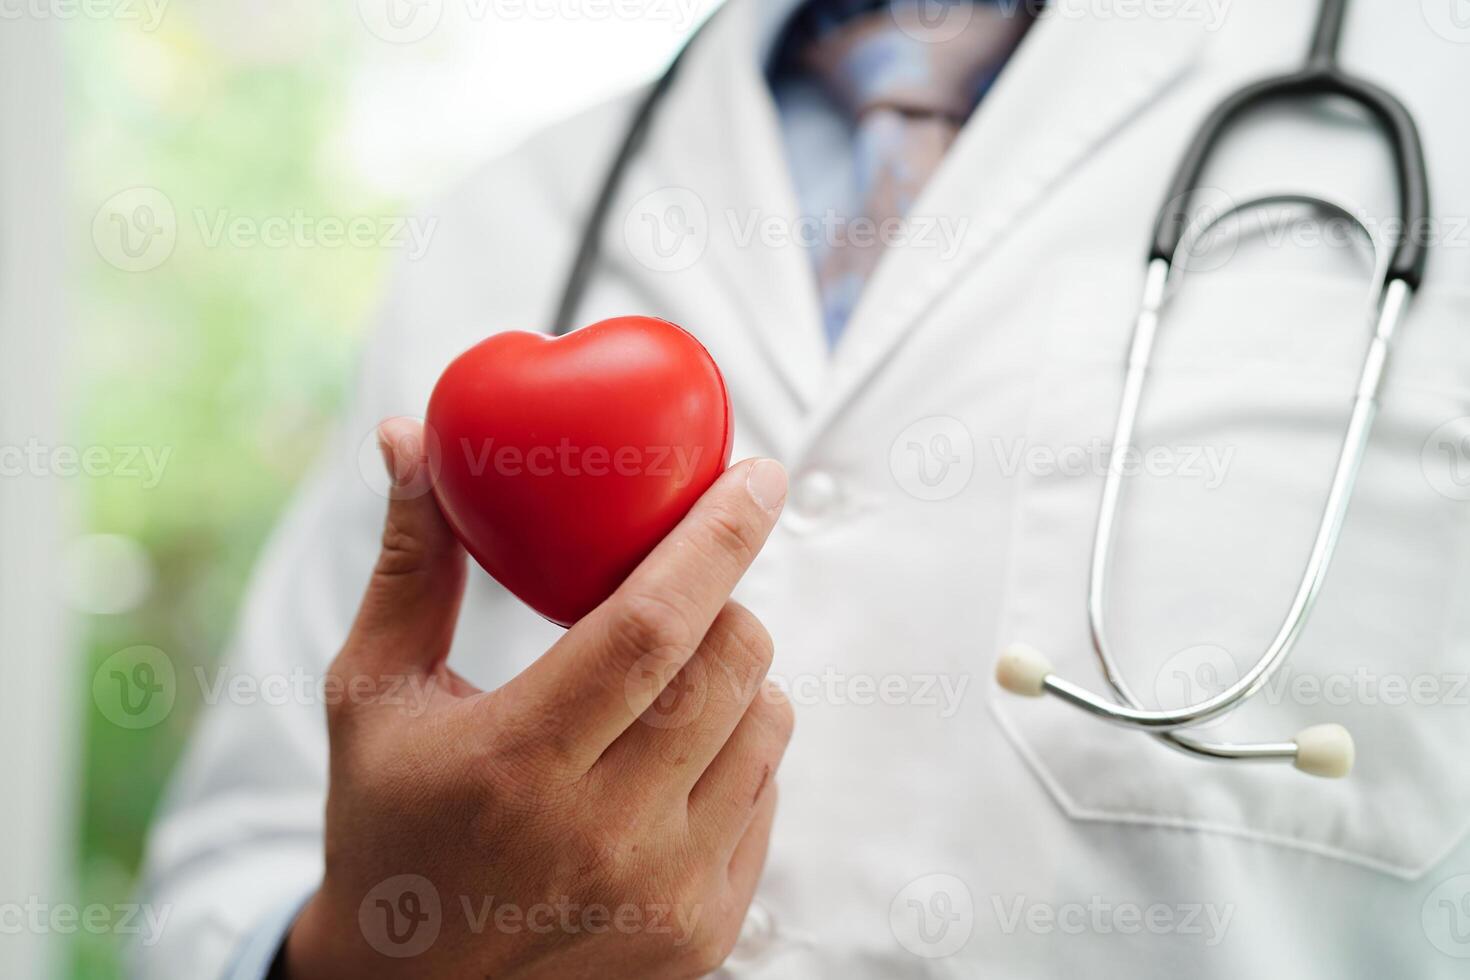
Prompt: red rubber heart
<box><xmin>426</xmin><ymin>316</ymin><xmax>733</xmax><ymax>627</ymax></box>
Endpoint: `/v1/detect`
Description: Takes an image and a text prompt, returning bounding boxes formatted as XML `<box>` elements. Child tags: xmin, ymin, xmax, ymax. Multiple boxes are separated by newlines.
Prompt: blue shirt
<box><xmin>763</xmin><ymin>0</ymin><xmax>864</xmax><ymax>261</ymax></box>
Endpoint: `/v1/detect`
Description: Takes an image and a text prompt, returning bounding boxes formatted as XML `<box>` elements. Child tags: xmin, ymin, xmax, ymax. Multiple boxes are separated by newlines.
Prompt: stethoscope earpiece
<box><xmin>1293</xmin><ymin>724</ymin><xmax>1356</xmax><ymax>779</ymax></box>
<box><xmin>997</xmin><ymin>644</ymin><xmax>1357</xmax><ymax>780</ymax></box>
<box><xmin>995</xmin><ymin>643</ymin><xmax>1051</xmax><ymax>699</ymax></box>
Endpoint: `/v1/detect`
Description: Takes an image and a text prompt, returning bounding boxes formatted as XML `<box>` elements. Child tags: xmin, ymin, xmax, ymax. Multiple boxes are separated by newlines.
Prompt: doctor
<box><xmin>137</xmin><ymin>0</ymin><xmax>1470</xmax><ymax>976</ymax></box>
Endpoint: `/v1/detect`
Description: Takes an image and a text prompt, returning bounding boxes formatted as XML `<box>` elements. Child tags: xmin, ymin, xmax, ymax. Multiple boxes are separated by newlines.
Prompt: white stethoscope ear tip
<box><xmin>1292</xmin><ymin>723</ymin><xmax>1355</xmax><ymax>779</ymax></box>
<box><xmin>996</xmin><ymin>643</ymin><xmax>1053</xmax><ymax>697</ymax></box>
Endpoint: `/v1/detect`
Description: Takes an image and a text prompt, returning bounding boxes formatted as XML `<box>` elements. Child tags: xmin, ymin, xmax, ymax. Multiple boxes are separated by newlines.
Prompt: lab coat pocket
<box><xmin>991</xmin><ymin>268</ymin><xmax>1470</xmax><ymax>878</ymax></box>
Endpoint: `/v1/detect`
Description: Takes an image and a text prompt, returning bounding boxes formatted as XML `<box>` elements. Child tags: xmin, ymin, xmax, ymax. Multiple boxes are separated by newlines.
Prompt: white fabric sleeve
<box><xmin>218</xmin><ymin>890</ymin><xmax>313</xmax><ymax>980</ymax></box>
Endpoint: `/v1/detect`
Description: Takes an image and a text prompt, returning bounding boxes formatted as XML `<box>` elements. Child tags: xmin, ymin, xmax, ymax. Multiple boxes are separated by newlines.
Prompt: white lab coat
<box><xmin>137</xmin><ymin>1</ymin><xmax>1470</xmax><ymax>976</ymax></box>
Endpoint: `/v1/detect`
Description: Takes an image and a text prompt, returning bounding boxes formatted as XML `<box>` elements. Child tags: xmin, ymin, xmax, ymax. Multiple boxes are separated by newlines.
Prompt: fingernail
<box><xmin>746</xmin><ymin>459</ymin><xmax>788</xmax><ymax>513</ymax></box>
<box><xmin>377</xmin><ymin>418</ymin><xmax>421</xmax><ymax>488</ymax></box>
<box><xmin>377</xmin><ymin>433</ymin><xmax>395</xmax><ymax>481</ymax></box>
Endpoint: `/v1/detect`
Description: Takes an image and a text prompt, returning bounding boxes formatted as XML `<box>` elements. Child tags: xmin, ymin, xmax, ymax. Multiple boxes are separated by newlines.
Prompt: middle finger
<box><xmin>593</xmin><ymin>601</ymin><xmax>774</xmax><ymax>801</ymax></box>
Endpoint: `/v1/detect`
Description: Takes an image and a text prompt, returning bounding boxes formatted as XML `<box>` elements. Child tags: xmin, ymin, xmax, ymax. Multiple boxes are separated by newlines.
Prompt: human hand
<box><xmin>284</xmin><ymin>419</ymin><xmax>792</xmax><ymax>979</ymax></box>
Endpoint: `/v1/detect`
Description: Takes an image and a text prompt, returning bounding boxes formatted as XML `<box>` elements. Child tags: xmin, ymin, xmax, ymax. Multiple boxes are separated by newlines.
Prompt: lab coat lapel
<box><xmin>799</xmin><ymin>7</ymin><xmax>1209</xmax><ymax>453</ymax></box>
<box><xmin>607</xmin><ymin>0</ymin><xmax>828</xmax><ymax>452</ymax></box>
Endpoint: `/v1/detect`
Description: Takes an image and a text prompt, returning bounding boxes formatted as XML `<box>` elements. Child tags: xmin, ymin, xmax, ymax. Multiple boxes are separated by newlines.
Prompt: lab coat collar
<box><xmin>754</xmin><ymin>0</ymin><xmax>814</xmax><ymax>69</ymax></box>
<box><xmin>795</xmin><ymin>5</ymin><xmax>1210</xmax><ymax>458</ymax></box>
<box><xmin>614</xmin><ymin>1</ymin><xmax>1208</xmax><ymax>455</ymax></box>
<box><xmin>616</xmin><ymin>0</ymin><xmax>832</xmax><ymax>447</ymax></box>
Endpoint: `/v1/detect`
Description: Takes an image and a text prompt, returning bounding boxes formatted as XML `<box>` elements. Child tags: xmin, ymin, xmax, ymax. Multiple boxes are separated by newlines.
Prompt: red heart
<box><xmin>426</xmin><ymin>316</ymin><xmax>733</xmax><ymax>627</ymax></box>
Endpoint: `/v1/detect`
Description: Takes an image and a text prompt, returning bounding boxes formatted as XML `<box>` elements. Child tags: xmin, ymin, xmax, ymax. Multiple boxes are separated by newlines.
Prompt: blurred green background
<box><xmin>70</xmin><ymin>12</ymin><xmax>381</xmax><ymax>978</ymax></box>
<box><xmin>63</xmin><ymin>5</ymin><xmax>694</xmax><ymax>976</ymax></box>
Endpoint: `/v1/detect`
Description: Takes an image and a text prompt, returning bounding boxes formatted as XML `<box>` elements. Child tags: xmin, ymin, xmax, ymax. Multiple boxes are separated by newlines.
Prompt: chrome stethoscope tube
<box><xmin>994</xmin><ymin>0</ymin><xmax>1430</xmax><ymax>779</ymax></box>
<box><xmin>997</xmin><ymin>196</ymin><xmax>1414</xmax><ymax>779</ymax></box>
<box><xmin>541</xmin><ymin>0</ymin><xmax>1431</xmax><ymax>777</ymax></box>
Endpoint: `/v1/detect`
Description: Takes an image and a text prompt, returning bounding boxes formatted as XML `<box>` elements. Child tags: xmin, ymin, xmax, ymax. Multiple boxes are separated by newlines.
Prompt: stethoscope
<box><xmin>550</xmin><ymin>0</ymin><xmax>1430</xmax><ymax>779</ymax></box>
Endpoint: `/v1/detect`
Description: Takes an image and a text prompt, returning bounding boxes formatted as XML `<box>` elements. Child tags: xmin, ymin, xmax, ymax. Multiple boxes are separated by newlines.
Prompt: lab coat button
<box><xmin>730</xmin><ymin>900</ymin><xmax>776</xmax><ymax>961</ymax></box>
<box><xmin>792</xmin><ymin>471</ymin><xmax>840</xmax><ymax>519</ymax></box>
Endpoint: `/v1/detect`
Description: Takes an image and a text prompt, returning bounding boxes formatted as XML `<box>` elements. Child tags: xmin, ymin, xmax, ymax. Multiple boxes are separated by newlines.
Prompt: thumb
<box><xmin>347</xmin><ymin>416</ymin><xmax>467</xmax><ymax>673</ymax></box>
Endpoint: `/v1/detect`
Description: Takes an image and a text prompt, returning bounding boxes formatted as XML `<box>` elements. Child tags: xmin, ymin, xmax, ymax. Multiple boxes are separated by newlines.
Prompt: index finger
<box><xmin>503</xmin><ymin>458</ymin><xmax>787</xmax><ymax>765</ymax></box>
